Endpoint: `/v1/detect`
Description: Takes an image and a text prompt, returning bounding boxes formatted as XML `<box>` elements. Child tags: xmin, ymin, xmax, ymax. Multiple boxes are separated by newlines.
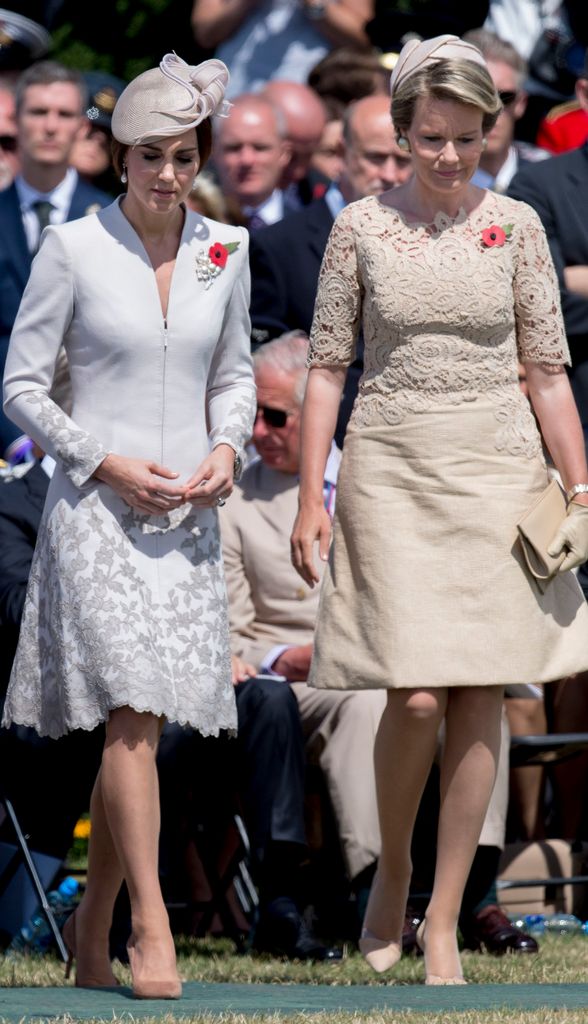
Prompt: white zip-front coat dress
<box><xmin>2</xmin><ymin>198</ymin><xmax>256</xmax><ymax>739</ymax></box>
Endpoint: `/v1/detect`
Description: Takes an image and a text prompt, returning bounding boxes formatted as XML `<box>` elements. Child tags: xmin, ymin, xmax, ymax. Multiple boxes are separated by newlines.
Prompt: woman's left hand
<box><xmin>183</xmin><ymin>444</ymin><xmax>235</xmax><ymax>507</ymax></box>
<box><xmin>548</xmin><ymin>501</ymin><xmax>588</xmax><ymax>572</ymax></box>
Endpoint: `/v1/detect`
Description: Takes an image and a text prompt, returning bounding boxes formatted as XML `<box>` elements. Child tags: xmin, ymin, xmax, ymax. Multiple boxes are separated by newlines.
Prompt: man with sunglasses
<box><xmin>464</xmin><ymin>29</ymin><xmax>549</xmax><ymax>193</ymax></box>
<box><xmin>0</xmin><ymin>60</ymin><xmax>110</xmax><ymax>462</ymax></box>
<box><xmin>221</xmin><ymin>331</ymin><xmax>386</xmax><ymax>957</ymax></box>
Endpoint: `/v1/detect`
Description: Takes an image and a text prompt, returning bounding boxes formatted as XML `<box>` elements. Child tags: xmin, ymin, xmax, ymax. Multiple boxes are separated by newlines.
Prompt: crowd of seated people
<box><xmin>1</xmin><ymin>0</ymin><xmax>588</xmax><ymax>966</ymax></box>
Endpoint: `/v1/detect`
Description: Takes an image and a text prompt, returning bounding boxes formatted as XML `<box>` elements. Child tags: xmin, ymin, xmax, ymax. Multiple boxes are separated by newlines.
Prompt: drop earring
<box><xmin>120</xmin><ymin>165</ymin><xmax>128</xmax><ymax>184</ymax></box>
<box><xmin>481</xmin><ymin>138</ymin><xmax>488</xmax><ymax>149</ymax></box>
<box><xmin>397</xmin><ymin>137</ymin><xmax>411</xmax><ymax>152</ymax></box>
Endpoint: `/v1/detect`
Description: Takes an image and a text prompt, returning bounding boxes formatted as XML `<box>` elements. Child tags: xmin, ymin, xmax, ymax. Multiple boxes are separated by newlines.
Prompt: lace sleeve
<box><xmin>308</xmin><ymin>206</ymin><xmax>361</xmax><ymax>368</ymax></box>
<box><xmin>513</xmin><ymin>203</ymin><xmax>570</xmax><ymax>367</ymax></box>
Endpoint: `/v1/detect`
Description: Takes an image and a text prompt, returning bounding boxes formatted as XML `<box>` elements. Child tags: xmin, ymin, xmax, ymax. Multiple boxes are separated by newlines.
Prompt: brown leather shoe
<box><xmin>402</xmin><ymin>905</ymin><xmax>424</xmax><ymax>954</ymax></box>
<box><xmin>462</xmin><ymin>904</ymin><xmax>539</xmax><ymax>955</ymax></box>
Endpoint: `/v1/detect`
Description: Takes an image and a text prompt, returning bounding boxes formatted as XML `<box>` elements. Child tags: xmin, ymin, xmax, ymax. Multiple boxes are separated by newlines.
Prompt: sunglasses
<box><xmin>255</xmin><ymin>405</ymin><xmax>292</xmax><ymax>428</ymax></box>
<box><xmin>0</xmin><ymin>135</ymin><xmax>17</xmax><ymax>152</ymax></box>
<box><xmin>498</xmin><ymin>90</ymin><xmax>517</xmax><ymax>107</ymax></box>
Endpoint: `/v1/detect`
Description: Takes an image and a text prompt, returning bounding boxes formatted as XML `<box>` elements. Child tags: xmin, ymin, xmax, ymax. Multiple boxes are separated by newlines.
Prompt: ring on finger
<box><xmin>216</xmin><ymin>496</ymin><xmax>226</xmax><ymax>507</ymax></box>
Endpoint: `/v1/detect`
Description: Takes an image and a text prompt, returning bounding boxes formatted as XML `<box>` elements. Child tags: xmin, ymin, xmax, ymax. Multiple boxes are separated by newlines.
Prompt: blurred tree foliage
<box><xmin>49</xmin><ymin>0</ymin><xmax>210</xmax><ymax>84</ymax></box>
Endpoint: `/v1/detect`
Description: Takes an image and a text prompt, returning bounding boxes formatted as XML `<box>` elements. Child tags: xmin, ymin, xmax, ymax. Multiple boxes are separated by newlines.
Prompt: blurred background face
<box><xmin>216</xmin><ymin>101</ymin><xmax>290</xmax><ymax>208</ymax></box>
<box><xmin>310</xmin><ymin>118</ymin><xmax>344</xmax><ymax>182</ymax></box>
<box><xmin>263</xmin><ymin>81</ymin><xmax>326</xmax><ymax>186</ymax></box>
<box><xmin>17</xmin><ymin>81</ymin><xmax>85</xmax><ymax>167</ymax></box>
<box><xmin>0</xmin><ymin>87</ymin><xmax>18</xmax><ymax>188</ymax></box>
<box><xmin>70</xmin><ymin>123</ymin><xmax>111</xmax><ymax>178</ymax></box>
<box><xmin>342</xmin><ymin>97</ymin><xmax>413</xmax><ymax>200</ymax></box>
<box><xmin>483</xmin><ymin>58</ymin><xmax>526</xmax><ymax>158</ymax></box>
<box><xmin>252</xmin><ymin>364</ymin><xmax>302</xmax><ymax>474</ymax></box>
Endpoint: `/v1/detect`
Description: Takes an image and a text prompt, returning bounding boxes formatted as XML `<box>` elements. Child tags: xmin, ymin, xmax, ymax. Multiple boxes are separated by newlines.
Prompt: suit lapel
<box><xmin>306</xmin><ymin>199</ymin><xmax>334</xmax><ymax>263</ymax></box>
<box><xmin>0</xmin><ymin>184</ymin><xmax>31</xmax><ymax>287</ymax></box>
<box><xmin>67</xmin><ymin>178</ymin><xmax>102</xmax><ymax>221</ymax></box>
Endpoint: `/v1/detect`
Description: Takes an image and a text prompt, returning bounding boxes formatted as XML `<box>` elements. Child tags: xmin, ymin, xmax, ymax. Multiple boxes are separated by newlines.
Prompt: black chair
<box><xmin>0</xmin><ymin>787</ymin><xmax>67</xmax><ymax>960</ymax></box>
<box><xmin>500</xmin><ymin>733</ymin><xmax>588</xmax><ymax>901</ymax></box>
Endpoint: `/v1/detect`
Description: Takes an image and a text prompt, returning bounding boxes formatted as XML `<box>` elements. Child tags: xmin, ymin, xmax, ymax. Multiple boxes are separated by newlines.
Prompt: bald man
<box><xmin>263</xmin><ymin>81</ymin><xmax>328</xmax><ymax>201</ymax></box>
<box><xmin>250</xmin><ymin>93</ymin><xmax>412</xmax><ymax>335</ymax></box>
<box><xmin>249</xmin><ymin>93</ymin><xmax>412</xmax><ymax>441</ymax></box>
<box><xmin>214</xmin><ymin>94</ymin><xmax>295</xmax><ymax>229</ymax></box>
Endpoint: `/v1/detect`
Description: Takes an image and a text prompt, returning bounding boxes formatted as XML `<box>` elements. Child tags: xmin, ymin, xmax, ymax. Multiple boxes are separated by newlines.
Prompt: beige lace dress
<box><xmin>308</xmin><ymin>192</ymin><xmax>588</xmax><ymax>690</ymax></box>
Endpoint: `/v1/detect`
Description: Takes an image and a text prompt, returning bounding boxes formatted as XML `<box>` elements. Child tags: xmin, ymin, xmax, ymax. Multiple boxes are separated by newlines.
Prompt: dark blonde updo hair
<box><xmin>391</xmin><ymin>58</ymin><xmax>502</xmax><ymax>139</ymax></box>
<box><xmin>111</xmin><ymin>119</ymin><xmax>213</xmax><ymax>181</ymax></box>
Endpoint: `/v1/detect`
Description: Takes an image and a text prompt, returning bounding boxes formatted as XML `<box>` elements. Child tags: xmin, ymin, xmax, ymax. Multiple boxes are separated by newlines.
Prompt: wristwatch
<box><xmin>566</xmin><ymin>483</ymin><xmax>588</xmax><ymax>502</ymax></box>
<box><xmin>233</xmin><ymin>450</ymin><xmax>243</xmax><ymax>480</ymax></box>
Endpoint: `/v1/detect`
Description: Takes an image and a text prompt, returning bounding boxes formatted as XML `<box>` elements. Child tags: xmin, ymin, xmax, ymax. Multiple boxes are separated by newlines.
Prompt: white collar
<box><xmin>15</xmin><ymin>167</ymin><xmax>78</xmax><ymax>220</ymax></box>
<box><xmin>242</xmin><ymin>188</ymin><xmax>284</xmax><ymax>226</ymax></box>
<box><xmin>324</xmin><ymin>183</ymin><xmax>346</xmax><ymax>221</ymax></box>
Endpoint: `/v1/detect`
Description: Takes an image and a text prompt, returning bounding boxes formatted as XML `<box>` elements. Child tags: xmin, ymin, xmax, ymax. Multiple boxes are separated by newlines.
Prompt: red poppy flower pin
<box><xmin>195</xmin><ymin>240</ymin><xmax>240</xmax><ymax>289</ymax></box>
<box><xmin>481</xmin><ymin>223</ymin><xmax>513</xmax><ymax>248</ymax></box>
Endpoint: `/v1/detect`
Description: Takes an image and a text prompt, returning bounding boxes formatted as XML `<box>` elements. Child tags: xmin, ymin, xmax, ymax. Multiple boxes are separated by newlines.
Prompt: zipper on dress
<box><xmin>161</xmin><ymin>318</ymin><xmax>168</xmax><ymax>464</ymax></box>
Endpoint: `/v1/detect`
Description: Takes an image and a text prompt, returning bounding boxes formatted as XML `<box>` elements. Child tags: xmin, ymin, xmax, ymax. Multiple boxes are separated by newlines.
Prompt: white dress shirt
<box><xmin>242</xmin><ymin>188</ymin><xmax>285</xmax><ymax>228</ymax></box>
<box><xmin>15</xmin><ymin>167</ymin><xmax>78</xmax><ymax>253</ymax></box>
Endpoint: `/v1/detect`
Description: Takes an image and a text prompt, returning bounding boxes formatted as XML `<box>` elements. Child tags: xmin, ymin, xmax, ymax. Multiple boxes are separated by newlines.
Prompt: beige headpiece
<box><xmin>111</xmin><ymin>52</ymin><xmax>231</xmax><ymax>146</ymax></box>
<box><xmin>389</xmin><ymin>34</ymin><xmax>488</xmax><ymax>97</ymax></box>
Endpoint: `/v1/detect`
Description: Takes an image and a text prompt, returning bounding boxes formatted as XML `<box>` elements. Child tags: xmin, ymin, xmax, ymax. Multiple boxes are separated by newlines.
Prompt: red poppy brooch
<box><xmin>195</xmin><ymin>240</ymin><xmax>240</xmax><ymax>289</ymax></box>
<box><xmin>481</xmin><ymin>223</ymin><xmax>513</xmax><ymax>248</ymax></box>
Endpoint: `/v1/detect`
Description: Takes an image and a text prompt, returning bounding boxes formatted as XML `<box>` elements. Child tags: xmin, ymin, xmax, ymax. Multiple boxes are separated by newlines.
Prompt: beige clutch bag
<box><xmin>517</xmin><ymin>479</ymin><xmax>567</xmax><ymax>592</ymax></box>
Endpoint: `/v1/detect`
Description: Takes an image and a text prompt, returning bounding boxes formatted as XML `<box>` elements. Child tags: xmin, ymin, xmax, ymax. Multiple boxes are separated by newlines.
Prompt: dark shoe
<box><xmin>252</xmin><ymin>897</ymin><xmax>342</xmax><ymax>962</ymax></box>
<box><xmin>402</xmin><ymin>905</ymin><xmax>424</xmax><ymax>954</ymax></box>
<box><xmin>462</xmin><ymin>904</ymin><xmax>539</xmax><ymax>955</ymax></box>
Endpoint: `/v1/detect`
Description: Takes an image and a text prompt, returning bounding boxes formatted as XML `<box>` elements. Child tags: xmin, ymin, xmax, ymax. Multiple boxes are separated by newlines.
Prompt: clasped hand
<box><xmin>548</xmin><ymin>501</ymin><xmax>588</xmax><ymax>572</ymax></box>
<box><xmin>95</xmin><ymin>446</ymin><xmax>235</xmax><ymax>515</ymax></box>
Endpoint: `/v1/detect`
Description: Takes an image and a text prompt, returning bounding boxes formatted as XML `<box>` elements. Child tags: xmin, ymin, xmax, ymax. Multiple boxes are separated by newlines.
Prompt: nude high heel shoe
<box><xmin>358</xmin><ymin>928</ymin><xmax>402</xmax><ymax>974</ymax></box>
<box><xmin>415</xmin><ymin>921</ymin><xmax>467</xmax><ymax>986</ymax></box>
<box><xmin>62</xmin><ymin>910</ymin><xmax>120</xmax><ymax>989</ymax></box>
<box><xmin>127</xmin><ymin>937</ymin><xmax>182</xmax><ymax>1000</ymax></box>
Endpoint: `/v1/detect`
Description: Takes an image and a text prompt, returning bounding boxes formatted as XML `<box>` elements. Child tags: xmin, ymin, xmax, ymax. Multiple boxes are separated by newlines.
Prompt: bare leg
<box><xmin>361</xmin><ymin>688</ymin><xmax>447</xmax><ymax>968</ymax></box>
<box><xmin>423</xmin><ymin>686</ymin><xmax>504</xmax><ymax>982</ymax></box>
<box><xmin>548</xmin><ymin>673</ymin><xmax>588</xmax><ymax>837</ymax></box>
<box><xmin>505</xmin><ymin>695</ymin><xmax>546</xmax><ymax>840</ymax></box>
<box><xmin>66</xmin><ymin>766</ymin><xmax>124</xmax><ymax>986</ymax></box>
<box><xmin>96</xmin><ymin>707</ymin><xmax>179</xmax><ymax>996</ymax></box>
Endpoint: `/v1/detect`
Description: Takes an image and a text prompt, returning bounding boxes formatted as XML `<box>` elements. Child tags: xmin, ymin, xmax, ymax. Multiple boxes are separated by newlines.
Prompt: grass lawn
<box><xmin>1</xmin><ymin>934</ymin><xmax>588</xmax><ymax>1023</ymax></box>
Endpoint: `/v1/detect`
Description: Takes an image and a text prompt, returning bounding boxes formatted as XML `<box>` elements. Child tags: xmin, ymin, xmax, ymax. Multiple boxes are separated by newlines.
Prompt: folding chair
<box><xmin>499</xmin><ymin>733</ymin><xmax>588</xmax><ymax>905</ymax></box>
<box><xmin>0</xmin><ymin>786</ymin><xmax>68</xmax><ymax>960</ymax></box>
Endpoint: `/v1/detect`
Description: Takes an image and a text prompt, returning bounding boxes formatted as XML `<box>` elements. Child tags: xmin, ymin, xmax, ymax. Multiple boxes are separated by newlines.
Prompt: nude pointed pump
<box><xmin>415</xmin><ymin>921</ymin><xmax>467</xmax><ymax>986</ymax></box>
<box><xmin>358</xmin><ymin>927</ymin><xmax>402</xmax><ymax>973</ymax></box>
<box><xmin>127</xmin><ymin>940</ymin><xmax>182</xmax><ymax>1000</ymax></box>
<box><xmin>62</xmin><ymin>910</ymin><xmax>120</xmax><ymax>989</ymax></box>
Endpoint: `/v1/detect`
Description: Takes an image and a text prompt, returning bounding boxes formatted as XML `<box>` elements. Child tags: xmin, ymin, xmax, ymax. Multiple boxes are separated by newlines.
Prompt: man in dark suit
<box><xmin>508</xmin><ymin>136</ymin><xmax>588</xmax><ymax>440</ymax></box>
<box><xmin>0</xmin><ymin>60</ymin><xmax>110</xmax><ymax>458</ymax></box>
<box><xmin>249</xmin><ymin>94</ymin><xmax>412</xmax><ymax>441</ymax></box>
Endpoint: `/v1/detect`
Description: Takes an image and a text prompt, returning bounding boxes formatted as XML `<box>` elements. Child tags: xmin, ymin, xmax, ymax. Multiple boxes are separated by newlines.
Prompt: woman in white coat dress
<box><xmin>2</xmin><ymin>54</ymin><xmax>256</xmax><ymax>999</ymax></box>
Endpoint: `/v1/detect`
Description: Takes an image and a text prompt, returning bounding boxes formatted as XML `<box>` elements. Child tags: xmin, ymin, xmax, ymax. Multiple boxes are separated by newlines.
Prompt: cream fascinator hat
<box><xmin>111</xmin><ymin>52</ymin><xmax>231</xmax><ymax>146</ymax></box>
<box><xmin>389</xmin><ymin>34</ymin><xmax>488</xmax><ymax>96</ymax></box>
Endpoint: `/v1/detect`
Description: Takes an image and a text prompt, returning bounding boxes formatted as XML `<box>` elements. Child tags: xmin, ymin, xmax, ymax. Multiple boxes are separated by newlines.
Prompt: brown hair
<box><xmin>111</xmin><ymin>118</ymin><xmax>212</xmax><ymax>180</ymax></box>
<box><xmin>392</xmin><ymin>59</ymin><xmax>502</xmax><ymax>138</ymax></box>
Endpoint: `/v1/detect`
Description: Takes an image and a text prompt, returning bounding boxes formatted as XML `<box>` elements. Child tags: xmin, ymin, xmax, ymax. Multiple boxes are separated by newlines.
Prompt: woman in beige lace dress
<box><xmin>291</xmin><ymin>35</ymin><xmax>588</xmax><ymax>984</ymax></box>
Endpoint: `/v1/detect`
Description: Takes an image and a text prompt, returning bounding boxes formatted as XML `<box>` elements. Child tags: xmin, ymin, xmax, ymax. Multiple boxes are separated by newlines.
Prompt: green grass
<box><xmin>2</xmin><ymin>935</ymin><xmax>588</xmax><ymax>1022</ymax></box>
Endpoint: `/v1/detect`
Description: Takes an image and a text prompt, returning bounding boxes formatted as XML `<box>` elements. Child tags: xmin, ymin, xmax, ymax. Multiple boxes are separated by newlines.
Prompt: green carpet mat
<box><xmin>2</xmin><ymin>982</ymin><xmax>588</xmax><ymax>1021</ymax></box>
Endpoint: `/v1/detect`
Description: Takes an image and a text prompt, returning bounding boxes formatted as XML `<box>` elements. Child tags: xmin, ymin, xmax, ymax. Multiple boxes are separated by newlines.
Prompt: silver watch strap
<box><xmin>566</xmin><ymin>483</ymin><xmax>588</xmax><ymax>502</ymax></box>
